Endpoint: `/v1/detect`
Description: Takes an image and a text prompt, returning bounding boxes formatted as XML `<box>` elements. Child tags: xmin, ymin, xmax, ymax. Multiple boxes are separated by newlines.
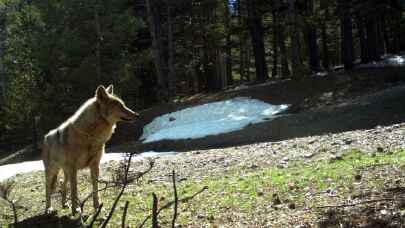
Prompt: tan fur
<box><xmin>42</xmin><ymin>85</ymin><xmax>139</xmax><ymax>214</ymax></box>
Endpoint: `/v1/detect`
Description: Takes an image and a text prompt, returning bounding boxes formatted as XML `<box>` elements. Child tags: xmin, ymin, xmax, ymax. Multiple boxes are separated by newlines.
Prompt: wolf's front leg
<box><xmin>90</xmin><ymin>163</ymin><xmax>100</xmax><ymax>210</ymax></box>
<box><xmin>45</xmin><ymin>166</ymin><xmax>59</xmax><ymax>213</ymax></box>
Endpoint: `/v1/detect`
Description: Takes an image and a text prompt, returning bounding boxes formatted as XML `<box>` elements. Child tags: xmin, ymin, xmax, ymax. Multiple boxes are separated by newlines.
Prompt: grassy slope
<box><xmin>1</xmin><ymin>149</ymin><xmax>405</xmax><ymax>227</ymax></box>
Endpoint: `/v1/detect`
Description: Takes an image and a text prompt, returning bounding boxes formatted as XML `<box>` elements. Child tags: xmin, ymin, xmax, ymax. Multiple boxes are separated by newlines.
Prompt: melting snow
<box><xmin>141</xmin><ymin>97</ymin><xmax>289</xmax><ymax>143</ymax></box>
<box><xmin>0</xmin><ymin>151</ymin><xmax>176</xmax><ymax>181</ymax></box>
<box><xmin>358</xmin><ymin>54</ymin><xmax>405</xmax><ymax>68</ymax></box>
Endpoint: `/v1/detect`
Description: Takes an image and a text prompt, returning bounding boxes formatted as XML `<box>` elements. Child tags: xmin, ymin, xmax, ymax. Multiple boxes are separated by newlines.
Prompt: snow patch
<box><xmin>141</xmin><ymin>97</ymin><xmax>289</xmax><ymax>143</ymax></box>
<box><xmin>0</xmin><ymin>151</ymin><xmax>176</xmax><ymax>182</ymax></box>
<box><xmin>358</xmin><ymin>55</ymin><xmax>405</xmax><ymax>68</ymax></box>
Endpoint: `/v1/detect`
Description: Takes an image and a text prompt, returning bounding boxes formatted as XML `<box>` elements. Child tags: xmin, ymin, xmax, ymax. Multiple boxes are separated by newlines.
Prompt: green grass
<box><xmin>1</xmin><ymin>149</ymin><xmax>405</xmax><ymax>227</ymax></box>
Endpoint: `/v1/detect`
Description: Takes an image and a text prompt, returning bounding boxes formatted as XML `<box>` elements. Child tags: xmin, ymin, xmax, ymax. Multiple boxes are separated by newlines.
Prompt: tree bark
<box><xmin>94</xmin><ymin>0</ymin><xmax>102</xmax><ymax>81</ymax></box>
<box><xmin>366</xmin><ymin>15</ymin><xmax>379</xmax><ymax>62</ymax></box>
<box><xmin>288</xmin><ymin>0</ymin><xmax>302</xmax><ymax>77</ymax></box>
<box><xmin>356</xmin><ymin>16</ymin><xmax>369</xmax><ymax>63</ymax></box>
<box><xmin>272</xmin><ymin>8</ymin><xmax>278</xmax><ymax>78</ymax></box>
<box><xmin>306</xmin><ymin>0</ymin><xmax>320</xmax><ymax>72</ymax></box>
<box><xmin>246</xmin><ymin>0</ymin><xmax>268</xmax><ymax>82</ymax></box>
<box><xmin>340</xmin><ymin>0</ymin><xmax>354</xmax><ymax>70</ymax></box>
<box><xmin>278</xmin><ymin>22</ymin><xmax>290</xmax><ymax>78</ymax></box>
<box><xmin>0</xmin><ymin>25</ymin><xmax>4</xmax><ymax>104</ymax></box>
<box><xmin>146</xmin><ymin>0</ymin><xmax>168</xmax><ymax>101</ymax></box>
<box><xmin>224</xmin><ymin>0</ymin><xmax>233</xmax><ymax>85</ymax></box>
<box><xmin>167</xmin><ymin>0</ymin><xmax>176</xmax><ymax>98</ymax></box>
<box><xmin>320</xmin><ymin>0</ymin><xmax>330</xmax><ymax>69</ymax></box>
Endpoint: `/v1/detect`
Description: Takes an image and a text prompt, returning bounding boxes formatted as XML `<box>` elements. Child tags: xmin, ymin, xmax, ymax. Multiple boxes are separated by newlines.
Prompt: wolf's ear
<box><xmin>96</xmin><ymin>85</ymin><xmax>109</xmax><ymax>101</ymax></box>
<box><xmin>106</xmin><ymin>84</ymin><xmax>114</xmax><ymax>94</ymax></box>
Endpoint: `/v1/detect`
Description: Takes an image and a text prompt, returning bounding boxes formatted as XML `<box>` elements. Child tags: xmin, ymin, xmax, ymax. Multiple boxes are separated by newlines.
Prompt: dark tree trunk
<box><xmin>247</xmin><ymin>0</ymin><xmax>268</xmax><ymax>82</ymax></box>
<box><xmin>340</xmin><ymin>0</ymin><xmax>354</xmax><ymax>70</ymax></box>
<box><xmin>146</xmin><ymin>0</ymin><xmax>168</xmax><ymax>101</ymax></box>
<box><xmin>381</xmin><ymin>16</ymin><xmax>390</xmax><ymax>55</ymax></box>
<box><xmin>320</xmin><ymin>1</ymin><xmax>330</xmax><ymax>69</ymax></box>
<box><xmin>224</xmin><ymin>0</ymin><xmax>233</xmax><ymax>85</ymax></box>
<box><xmin>376</xmin><ymin>16</ymin><xmax>385</xmax><ymax>57</ymax></box>
<box><xmin>288</xmin><ymin>0</ymin><xmax>302</xmax><ymax>77</ymax></box>
<box><xmin>94</xmin><ymin>0</ymin><xmax>102</xmax><ymax>81</ymax></box>
<box><xmin>366</xmin><ymin>16</ymin><xmax>380</xmax><ymax>62</ymax></box>
<box><xmin>278</xmin><ymin>22</ymin><xmax>290</xmax><ymax>78</ymax></box>
<box><xmin>0</xmin><ymin>26</ymin><xmax>4</xmax><ymax>103</ymax></box>
<box><xmin>306</xmin><ymin>0</ymin><xmax>320</xmax><ymax>72</ymax></box>
<box><xmin>272</xmin><ymin>9</ymin><xmax>278</xmax><ymax>78</ymax></box>
<box><xmin>167</xmin><ymin>0</ymin><xmax>176</xmax><ymax>98</ymax></box>
<box><xmin>357</xmin><ymin>16</ymin><xmax>369</xmax><ymax>63</ymax></box>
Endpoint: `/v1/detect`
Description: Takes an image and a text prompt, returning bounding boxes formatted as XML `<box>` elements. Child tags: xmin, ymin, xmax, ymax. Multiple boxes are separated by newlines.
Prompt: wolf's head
<box><xmin>95</xmin><ymin>85</ymin><xmax>140</xmax><ymax>124</ymax></box>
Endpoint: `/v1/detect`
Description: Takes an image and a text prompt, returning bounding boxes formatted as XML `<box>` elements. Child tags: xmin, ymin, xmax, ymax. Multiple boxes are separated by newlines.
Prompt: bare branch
<box><xmin>152</xmin><ymin>193</ymin><xmax>158</xmax><ymax>228</ymax></box>
<box><xmin>121</xmin><ymin>201</ymin><xmax>129</xmax><ymax>228</ymax></box>
<box><xmin>138</xmin><ymin>186</ymin><xmax>208</xmax><ymax>228</ymax></box>
<box><xmin>171</xmin><ymin>170</ymin><xmax>178</xmax><ymax>228</ymax></box>
<box><xmin>0</xmin><ymin>180</ymin><xmax>19</xmax><ymax>226</ymax></box>
<box><xmin>88</xmin><ymin>203</ymin><xmax>103</xmax><ymax>227</ymax></box>
<box><xmin>316</xmin><ymin>197</ymin><xmax>401</xmax><ymax>209</ymax></box>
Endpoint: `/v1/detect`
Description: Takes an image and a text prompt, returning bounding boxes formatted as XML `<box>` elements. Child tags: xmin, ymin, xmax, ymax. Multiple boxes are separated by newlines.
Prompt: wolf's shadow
<box><xmin>12</xmin><ymin>213</ymin><xmax>83</xmax><ymax>228</ymax></box>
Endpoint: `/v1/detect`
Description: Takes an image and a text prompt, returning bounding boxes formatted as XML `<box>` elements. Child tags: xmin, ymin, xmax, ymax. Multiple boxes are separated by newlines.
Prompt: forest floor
<box><xmin>1</xmin><ymin>121</ymin><xmax>405</xmax><ymax>227</ymax></box>
<box><xmin>1</xmin><ymin>67</ymin><xmax>405</xmax><ymax>227</ymax></box>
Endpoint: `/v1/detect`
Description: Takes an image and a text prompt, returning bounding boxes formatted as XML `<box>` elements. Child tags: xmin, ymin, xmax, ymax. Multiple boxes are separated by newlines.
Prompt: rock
<box><xmin>354</xmin><ymin>174</ymin><xmax>362</xmax><ymax>182</ymax></box>
<box><xmin>288</xmin><ymin>202</ymin><xmax>296</xmax><ymax>210</ymax></box>
<box><xmin>272</xmin><ymin>193</ymin><xmax>282</xmax><ymax>205</ymax></box>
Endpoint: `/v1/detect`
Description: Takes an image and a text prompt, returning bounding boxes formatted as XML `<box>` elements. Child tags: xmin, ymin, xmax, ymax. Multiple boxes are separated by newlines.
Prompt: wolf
<box><xmin>42</xmin><ymin>85</ymin><xmax>139</xmax><ymax>214</ymax></box>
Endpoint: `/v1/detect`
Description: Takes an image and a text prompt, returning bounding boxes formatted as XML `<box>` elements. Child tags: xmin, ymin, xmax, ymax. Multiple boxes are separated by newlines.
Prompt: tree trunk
<box><xmin>366</xmin><ymin>16</ymin><xmax>379</xmax><ymax>62</ymax></box>
<box><xmin>356</xmin><ymin>16</ymin><xmax>369</xmax><ymax>63</ymax></box>
<box><xmin>247</xmin><ymin>0</ymin><xmax>268</xmax><ymax>82</ymax></box>
<box><xmin>272</xmin><ymin>8</ymin><xmax>278</xmax><ymax>78</ymax></box>
<box><xmin>376</xmin><ymin>16</ymin><xmax>385</xmax><ymax>57</ymax></box>
<box><xmin>278</xmin><ymin>23</ymin><xmax>290</xmax><ymax>78</ymax></box>
<box><xmin>224</xmin><ymin>0</ymin><xmax>233</xmax><ymax>85</ymax></box>
<box><xmin>381</xmin><ymin>17</ymin><xmax>391</xmax><ymax>54</ymax></box>
<box><xmin>306</xmin><ymin>0</ymin><xmax>320</xmax><ymax>72</ymax></box>
<box><xmin>320</xmin><ymin>1</ymin><xmax>330</xmax><ymax>69</ymax></box>
<box><xmin>0</xmin><ymin>27</ymin><xmax>4</xmax><ymax>104</ymax></box>
<box><xmin>167</xmin><ymin>0</ymin><xmax>176</xmax><ymax>98</ymax></box>
<box><xmin>94</xmin><ymin>0</ymin><xmax>102</xmax><ymax>81</ymax></box>
<box><xmin>288</xmin><ymin>0</ymin><xmax>302</xmax><ymax>77</ymax></box>
<box><xmin>340</xmin><ymin>0</ymin><xmax>354</xmax><ymax>70</ymax></box>
<box><xmin>146</xmin><ymin>0</ymin><xmax>168</xmax><ymax>101</ymax></box>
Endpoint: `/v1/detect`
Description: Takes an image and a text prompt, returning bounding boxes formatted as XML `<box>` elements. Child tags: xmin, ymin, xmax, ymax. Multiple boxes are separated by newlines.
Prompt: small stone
<box><xmin>169</xmin><ymin>117</ymin><xmax>176</xmax><ymax>122</ymax></box>
<box><xmin>272</xmin><ymin>193</ymin><xmax>282</xmax><ymax>205</ymax></box>
<box><xmin>288</xmin><ymin>202</ymin><xmax>296</xmax><ymax>210</ymax></box>
<box><xmin>329</xmin><ymin>154</ymin><xmax>343</xmax><ymax>162</ymax></box>
<box><xmin>304</xmin><ymin>153</ymin><xmax>315</xmax><ymax>159</ymax></box>
<box><xmin>288</xmin><ymin>182</ymin><xmax>296</xmax><ymax>191</ymax></box>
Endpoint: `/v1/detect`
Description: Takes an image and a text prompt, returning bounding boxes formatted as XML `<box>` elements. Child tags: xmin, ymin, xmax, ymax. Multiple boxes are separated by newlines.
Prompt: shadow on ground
<box><xmin>317</xmin><ymin>186</ymin><xmax>405</xmax><ymax>228</ymax></box>
<box><xmin>12</xmin><ymin>213</ymin><xmax>82</xmax><ymax>228</ymax></box>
